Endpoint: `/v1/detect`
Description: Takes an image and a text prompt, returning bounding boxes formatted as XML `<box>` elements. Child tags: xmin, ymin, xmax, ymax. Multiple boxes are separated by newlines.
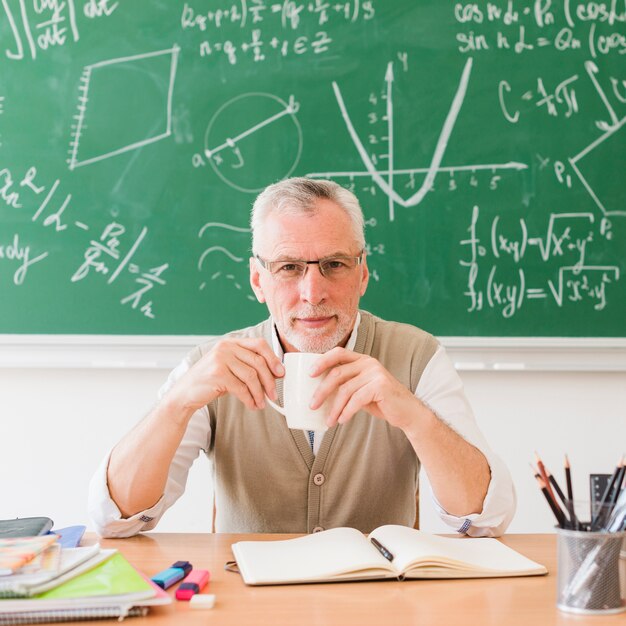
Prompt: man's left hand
<box><xmin>309</xmin><ymin>347</ymin><xmax>422</xmax><ymax>431</ymax></box>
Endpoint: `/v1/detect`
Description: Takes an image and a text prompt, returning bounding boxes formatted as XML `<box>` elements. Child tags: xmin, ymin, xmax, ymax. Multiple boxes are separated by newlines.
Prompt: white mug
<box><xmin>266</xmin><ymin>352</ymin><xmax>332</xmax><ymax>431</ymax></box>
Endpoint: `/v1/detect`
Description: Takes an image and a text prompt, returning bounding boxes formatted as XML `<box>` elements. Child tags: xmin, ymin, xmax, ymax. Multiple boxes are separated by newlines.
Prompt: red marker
<box><xmin>175</xmin><ymin>570</ymin><xmax>210</xmax><ymax>601</ymax></box>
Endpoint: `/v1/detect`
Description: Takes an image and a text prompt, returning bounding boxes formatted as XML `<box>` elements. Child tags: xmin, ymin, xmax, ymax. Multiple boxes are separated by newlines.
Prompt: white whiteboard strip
<box><xmin>0</xmin><ymin>335</ymin><xmax>625</xmax><ymax>371</ymax></box>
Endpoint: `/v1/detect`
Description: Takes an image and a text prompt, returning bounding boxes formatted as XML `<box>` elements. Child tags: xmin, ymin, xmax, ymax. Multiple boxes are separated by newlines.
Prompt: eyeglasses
<box><xmin>255</xmin><ymin>251</ymin><xmax>363</xmax><ymax>282</ymax></box>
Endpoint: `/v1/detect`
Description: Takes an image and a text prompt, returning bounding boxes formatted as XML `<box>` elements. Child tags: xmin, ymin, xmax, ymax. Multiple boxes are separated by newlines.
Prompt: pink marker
<box><xmin>175</xmin><ymin>569</ymin><xmax>210</xmax><ymax>601</ymax></box>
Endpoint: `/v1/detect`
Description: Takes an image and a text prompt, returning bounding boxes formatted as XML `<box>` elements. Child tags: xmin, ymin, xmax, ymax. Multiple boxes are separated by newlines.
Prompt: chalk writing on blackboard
<box><xmin>309</xmin><ymin>57</ymin><xmax>528</xmax><ymax>221</ymax></box>
<box><xmin>0</xmin><ymin>160</ymin><xmax>168</xmax><ymax>319</ymax></box>
<box><xmin>0</xmin><ymin>165</ymin><xmax>77</xmax><ymax>232</ymax></box>
<box><xmin>0</xmin><ymin>233</ymin><xmax>48</xmax><ymax>286</ymax></box>
<box><xmin>569</xmin><ymin>116</ymin><xmax>626</xmax><ymax>219</ymax></box>
<box><xmin>2</xmin><ymin>0</ymin><xmax>79</xmax><ymax>61</ymax></box>
<box><xmin>83</xmin><ymin>1</ymin><xmax>119</xmax><ymax>20</ymax></box>
<box><xmin>67</xmin><ymin>46</ymin><xmax>180</xmax><ymax>170</ymax></box>
<box><xmin>497</xmin><ymin>59</ymin><xmax>626</xmax><ymax>221</ymax></box>
<box><xmin>197</xmin><ymin>221</ymin><xmax>255</xmax><ymax>300</ymax></box>
<box><xmin>181</xmin><ymin>1</ymin><xmax>375</xmax><ymax>64</ymax></box>
<box><xmin>0</xmin><ymin>1</ymin><xmax>623</xmax><ymax>335</ymax></box>
<box><xmin>193</xmin><ymin>93</ymin><xmax>301</xmax><ymax>193</ymax></box>
<box><xmin>1</xmin><ymin>0</ymin><xmax>120</xmax><ymax>62</ymax></box>
<box><xmin>498</xmin><ymin>73</ymin><xmax>580</xmax><ymax>124</ymax></box>
<box><xmin>453</xmin><ymin>2</ymin><xmax>626</xmax><ymax>56</ymax></box>
<box><xmin>72</xmin><ymin>222</ymin><xmax>169</xmax><ymax>319</ymax></box>
<box><xmin>460</xmin><ymin>205</ymin><xmax>620</xmax><ymax>319</ymax></box>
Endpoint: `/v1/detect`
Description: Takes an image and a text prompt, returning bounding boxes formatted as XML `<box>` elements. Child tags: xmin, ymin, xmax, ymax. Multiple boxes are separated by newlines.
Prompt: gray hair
<box><xmin>250</xmin><ymin>177</ymin><xmax>365</xmax><ymax>254</ymax></box>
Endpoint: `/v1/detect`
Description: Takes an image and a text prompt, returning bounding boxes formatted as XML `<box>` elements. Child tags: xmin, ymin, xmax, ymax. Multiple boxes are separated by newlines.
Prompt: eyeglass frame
<box><xmin>254</xmin><ymin>250</ymin><xmax>364</xmax><ymax>280</ymax></box>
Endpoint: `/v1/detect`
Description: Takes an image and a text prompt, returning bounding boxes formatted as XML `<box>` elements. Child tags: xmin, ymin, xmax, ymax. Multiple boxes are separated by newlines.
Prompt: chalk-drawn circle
<box><xmin>204</xmin><ymin>92</ymin><xmax>302</xmax><ymax>193</ymax></box>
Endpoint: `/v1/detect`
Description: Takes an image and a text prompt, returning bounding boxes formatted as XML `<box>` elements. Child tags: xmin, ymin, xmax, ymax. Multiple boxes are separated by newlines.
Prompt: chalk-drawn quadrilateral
<box><xmin>568</xmin><ymin>115</ymin><xmax>626</xmax><ymax>218</ymax></box>
<box><xmin>68</xmin><ymin>46</ymin><xmax>179</xmax><ymax>170</ymax></box>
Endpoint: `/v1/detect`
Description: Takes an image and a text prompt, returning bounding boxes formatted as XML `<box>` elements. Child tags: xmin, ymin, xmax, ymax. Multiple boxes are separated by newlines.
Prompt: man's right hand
<box><xmin>106</xmin><ymin>337</ymin><xmax>283</xmax><ymax>519</ymax></box>
<box><xmin>165</xmin><ymin>338</ymin><xmax>285</xmax><ymax>417</ymax></box>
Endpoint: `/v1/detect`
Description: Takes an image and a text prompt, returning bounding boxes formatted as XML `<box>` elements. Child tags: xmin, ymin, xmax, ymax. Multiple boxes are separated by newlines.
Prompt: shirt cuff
<box><xmin>87</xmin><ymin>450</ymin><xmax>166</xmax><ymax>538</ymax></box>
<box><xmin>430</xmin><ymin>455</ymin><xmax>517</xmax><ymax>538</ymax></box>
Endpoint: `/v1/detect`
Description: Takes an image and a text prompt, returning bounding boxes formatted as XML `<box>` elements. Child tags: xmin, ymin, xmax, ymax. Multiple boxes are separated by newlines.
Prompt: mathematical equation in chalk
<box><xmin>180</xmin><ymin>0</ymin><xmax>375</xmax><ymax>64</ymax></box>
<box><xmin>453</xmin><ymin>1</ymin><xmax>626</xmax><ymax>57</ymax></box>
<box><xmin>0</xmin><ymin>163</ymin><xmax>168</xmax><ymax>319</ymax></box>
<box><xmin>2</xmin><ymin>0</ymin><xmax>119</xmax><ymax>62</ymax></box>
<box><xmin>459</xmin><ymin>205</ymin><xmax>620</xmax><ymax>318</ymax></box>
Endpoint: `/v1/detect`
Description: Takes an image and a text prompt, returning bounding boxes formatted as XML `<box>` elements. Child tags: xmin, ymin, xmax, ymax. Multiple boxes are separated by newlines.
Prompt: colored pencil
<box><xmin>535</xmin><ymin>452</ymin><xmax>557</xmax><ymax>505</ymax></box>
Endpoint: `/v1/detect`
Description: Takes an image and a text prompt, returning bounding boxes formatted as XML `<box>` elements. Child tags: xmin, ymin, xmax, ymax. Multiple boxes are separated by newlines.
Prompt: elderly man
<box><xmin>89</xmin><ymin>178</ymin><xmax>515</xmax><ymax>537</ymax></box>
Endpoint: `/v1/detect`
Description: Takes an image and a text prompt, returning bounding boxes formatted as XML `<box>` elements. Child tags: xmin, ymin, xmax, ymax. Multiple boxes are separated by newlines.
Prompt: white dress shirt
<box><xmin>89</xmin><ymin>315</ymin><xmax>516</xmax><ymax>538</ymax></box>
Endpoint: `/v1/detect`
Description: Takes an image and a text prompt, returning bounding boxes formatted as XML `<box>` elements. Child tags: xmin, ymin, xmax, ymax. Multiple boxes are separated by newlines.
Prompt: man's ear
<box><xmin>359</xmin><ymin>253</ymin><xmax>369</xmax><ymax>297</ymax></box>
<box><xmin>249</xmin><ymin>257</ymin><xmax>266</xmax><ymax>303</ymax></box>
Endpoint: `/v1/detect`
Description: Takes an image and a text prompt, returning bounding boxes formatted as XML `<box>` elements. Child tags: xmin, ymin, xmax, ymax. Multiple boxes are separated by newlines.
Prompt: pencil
<box><xmin>564</xmin><ymin>454</ymin><xmax>580</xmax><ymax>530</ymax></box>
<box><xmin>547</xmin><ymin>470</ymin><xmax>578</xmax><ymax>530</ymax></box>
<box><xmin>529</xmin><ymin>462</ymin><xmax>540</xmax><ymax>479</ymax></box>
<box><xmin>535</xmin><ymin>452</ymin><xmax>557</xmax><ymax>505</ymax></box>
<box><xmin>547</xmin><ymin>471</ymin><xmax>567</xmax><ymax>505</ymax></box>
<box><xmin>531</xmin><ymin>463</ymin><xmax>569</xmax><ymax>528</ymax></box>
<box><xmin>564</xmin><ymin>454</ymin><xmax>574</xmax><ymax>501</ymax></box>
<box><xmin>536</xmin><ymin>475</ymin><xmax>566</xmax><ymax>528</ymax></box>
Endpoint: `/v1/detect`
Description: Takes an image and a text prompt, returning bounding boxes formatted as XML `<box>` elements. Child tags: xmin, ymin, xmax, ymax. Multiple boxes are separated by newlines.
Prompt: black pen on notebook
<box><xmin>370</xmin><ymin>537</ymin><xmax>394</xmax><ymax>562</ymax></box>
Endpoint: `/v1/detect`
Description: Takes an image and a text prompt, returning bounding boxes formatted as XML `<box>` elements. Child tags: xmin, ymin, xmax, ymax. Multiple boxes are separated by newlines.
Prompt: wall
<box><xmin>1</xmin><ymin>365</ymin><xmax>624</xmax><ymax>534</ymax></box>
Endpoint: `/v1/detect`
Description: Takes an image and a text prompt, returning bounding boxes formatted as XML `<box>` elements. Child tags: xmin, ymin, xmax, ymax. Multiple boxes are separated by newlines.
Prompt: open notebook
<box><xmin>231</xmin><ymin>525</ymin><xmax>548</xmax><ymax>585</ymax></box>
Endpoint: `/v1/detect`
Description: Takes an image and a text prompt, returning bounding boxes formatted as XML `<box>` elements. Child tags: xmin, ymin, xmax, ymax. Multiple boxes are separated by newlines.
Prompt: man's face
<box><xmin>250</xmin><ymin>198</ymin><xmax>369</xmax><ymax>353</ymax></box>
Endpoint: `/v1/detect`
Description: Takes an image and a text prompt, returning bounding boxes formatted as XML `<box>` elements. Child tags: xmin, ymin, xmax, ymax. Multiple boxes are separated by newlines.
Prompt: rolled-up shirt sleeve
<box><xmin>87</xmin><ymin>359</ymin><xmax>212</xmax><ymax>538</ymax></box>
<box><xmin>416</xmin><ymin>346</ymin><xmax>516</xmax><ymax>537</ymax></box>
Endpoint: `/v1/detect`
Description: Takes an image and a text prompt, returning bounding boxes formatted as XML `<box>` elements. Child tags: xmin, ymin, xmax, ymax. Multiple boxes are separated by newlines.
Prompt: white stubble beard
<box><xmin>278</xmin><ymin>307</ymin><xmax>355</xmax><ymax>353</ymax></box>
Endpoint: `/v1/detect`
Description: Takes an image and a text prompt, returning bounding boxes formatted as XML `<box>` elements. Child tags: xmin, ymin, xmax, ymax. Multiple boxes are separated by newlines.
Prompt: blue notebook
<box><xmin>48</xmin><ymin>527</ymin><xmax>86</xmax><ymax>549</ymax></box>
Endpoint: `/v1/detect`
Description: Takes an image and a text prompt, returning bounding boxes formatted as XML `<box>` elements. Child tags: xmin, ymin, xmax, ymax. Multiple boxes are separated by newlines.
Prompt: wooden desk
<box><xmin>86</xmin><ymin>533</ymin><xmax>623</xmax><ymax>626</ymax></box>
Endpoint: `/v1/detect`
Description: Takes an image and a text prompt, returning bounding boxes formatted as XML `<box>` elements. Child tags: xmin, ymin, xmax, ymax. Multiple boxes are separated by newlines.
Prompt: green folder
<box><xmin>37</xmin><ymin>552</ymin><xmax>152</xmax><ymax>600</ymax></box>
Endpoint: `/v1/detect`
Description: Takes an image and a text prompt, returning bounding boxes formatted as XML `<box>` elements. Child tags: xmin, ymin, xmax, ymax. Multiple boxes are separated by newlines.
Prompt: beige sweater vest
<box><xmin>187</xmin><ymin>310</ymin><xmax>438</xmax><ymax>533</ymax></box>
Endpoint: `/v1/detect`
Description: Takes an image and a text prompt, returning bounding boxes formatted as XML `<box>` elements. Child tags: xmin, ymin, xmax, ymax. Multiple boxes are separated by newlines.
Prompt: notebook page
<box><xmin>370</xmin><ymin>525</ymin><xmax>546</xmax><ymax>576</ymax></box>
<box><xmin>233</xmin><ymin>527</ymin><xmax>395</xmax><ymax>584</ymax></box>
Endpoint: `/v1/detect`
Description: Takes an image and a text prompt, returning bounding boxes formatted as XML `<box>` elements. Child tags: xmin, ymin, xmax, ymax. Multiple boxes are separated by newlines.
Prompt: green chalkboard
<box><xmin>0</xmin><ymin>1</ymin><xmax>624</xmax><ymax>336</ymax></box>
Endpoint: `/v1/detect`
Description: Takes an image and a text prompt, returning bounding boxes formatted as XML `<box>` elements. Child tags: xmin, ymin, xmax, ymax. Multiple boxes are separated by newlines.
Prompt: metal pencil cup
<box><xmin>556</xmin><ymin>527</ymin><xmax>626</xmax><ymax>614</ymax></box>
